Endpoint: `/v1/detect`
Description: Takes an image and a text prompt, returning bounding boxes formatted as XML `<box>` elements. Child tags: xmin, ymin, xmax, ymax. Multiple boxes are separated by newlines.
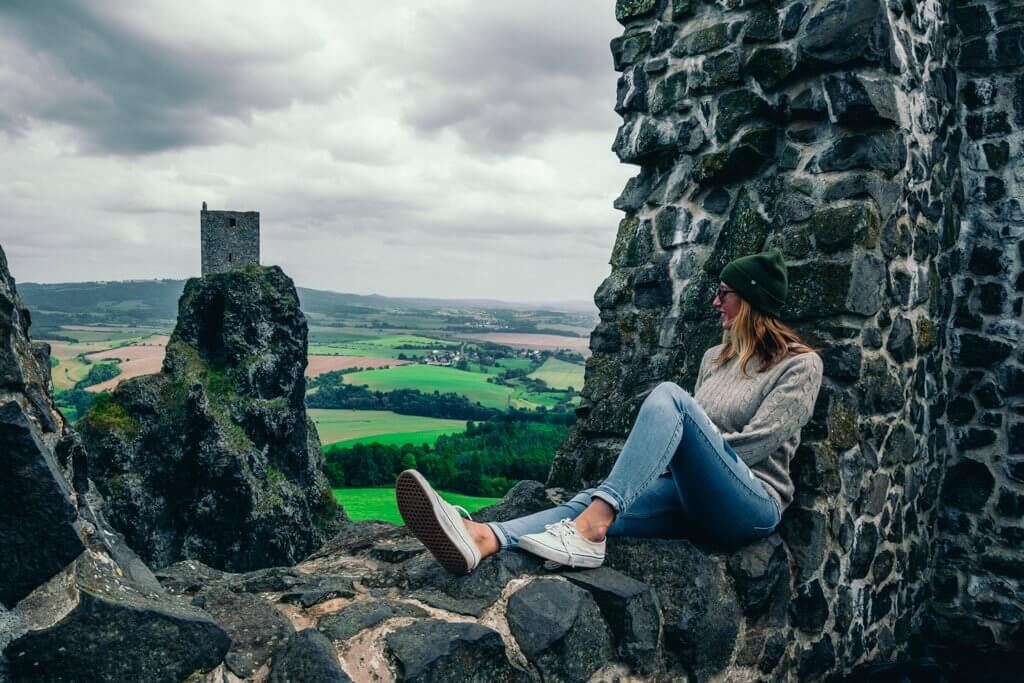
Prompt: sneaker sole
<box><xmin>396</xmin><ymin>470</ymin><xmax>474</xmax><ymax>575</ymax></box>
<box><xmin>518</xmin><ymin>535</ymin><xmax>604</xmax><ymax>569</ymax></box>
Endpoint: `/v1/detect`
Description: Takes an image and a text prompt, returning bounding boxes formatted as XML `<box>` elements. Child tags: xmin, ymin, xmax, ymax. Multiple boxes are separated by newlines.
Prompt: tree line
<box><xmin>323</xmin><ymin>416</ymin><xmax>571</xmax><ymax>497</ymax></box>
<box><xmin>307</xmin><ymin>371</ymin><xmax>576</xmax><ymax>423</ymax></box>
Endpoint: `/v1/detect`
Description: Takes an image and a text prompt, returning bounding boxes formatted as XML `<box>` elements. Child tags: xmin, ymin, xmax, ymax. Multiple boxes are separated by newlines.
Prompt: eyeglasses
<box><xmin>715</xmin><ymin>287</ymin><xmax>738</xmax><ymax>300</ymax></box>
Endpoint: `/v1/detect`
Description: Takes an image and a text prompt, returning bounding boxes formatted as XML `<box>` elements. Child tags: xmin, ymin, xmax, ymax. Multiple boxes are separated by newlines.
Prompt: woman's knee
<box><xmin>644</xmin><ymin>381</ymin><xmax>695</xmax><ymax>414</ymax></box>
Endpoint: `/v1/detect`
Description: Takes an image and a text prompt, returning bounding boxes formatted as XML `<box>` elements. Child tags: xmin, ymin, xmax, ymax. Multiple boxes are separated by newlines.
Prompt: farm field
<box><xmin>333</xmin><ymin>487</ymin><xmax>499</xmax><ymax>525</ymax></box>
<box><xmin>341</xmin><ymin>364</ymin><xmax>516</xmax><ymax>409</ymax></box>
<box><xmin>528</xmin><ymin>357</ymin><xmax>585</xmax><ymax>391</ymax></box>
<box><xmin>309</xmin><ymin>408</ymin><xmax>465</xmax><ymax>446</ymax></box>
<box><xmin>308</xmin><ymin>334</ymin><xmax>462</xmax><ymax>360</ymax></box>
<box><xmin>307</xmin><ymin>326</ymin><xmax>384</xmax><ymax>343</ymax></box>
<box><xmin>535</xmin><ymin>323</ymin><xmax>592</xmax><ymax>336</ymax></box>
<box><xmin>305</xmin><ymin>355</ymin><xmax>410</xmax><ymax>379</ymax></box>
<box><xmin>47</xmin><ymin>332</ymin><xmax>166</xmax><ymax>391</ymax></box>
<box><xmin>453</xmin><ymin>332</ymin><xmax>590</xmax><ymax>355</ymax></box>
<box><xmin>85</xmin><ymin>336</ymin><xmax>169</xmax><ymax>392</ymax></box>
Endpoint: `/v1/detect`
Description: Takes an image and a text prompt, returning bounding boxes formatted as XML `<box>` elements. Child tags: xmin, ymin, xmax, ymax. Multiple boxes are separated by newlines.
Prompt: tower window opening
<box><xmin>229</xmin><ymin>218</ymin><xmax>237</xmax><ymax>227</ymax></box>
<box><xmin>228</xmin><ymin>253</ymin><xmax>233</xmax><ymax>263</ymax></box>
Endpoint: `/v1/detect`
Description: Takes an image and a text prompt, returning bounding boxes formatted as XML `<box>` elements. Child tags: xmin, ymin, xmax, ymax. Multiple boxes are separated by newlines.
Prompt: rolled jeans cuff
<box><xmin>591</xmin><ymin>487</ymin><xmax>624</xmax><ymax>514</ymax></box>
<box><xmin>486</xmin><ymin>521</ymin><xmax>511</xmax><ymax>550</ymax></box>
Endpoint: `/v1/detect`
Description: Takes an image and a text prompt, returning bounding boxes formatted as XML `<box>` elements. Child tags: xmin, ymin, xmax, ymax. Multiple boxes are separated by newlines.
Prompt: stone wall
<box><xmin>201</xmin><ymin>209</ymin><xmax>260</xmax><ymax>276</ymax></box>
<box><xmin>925</xmin><ymin>0</ymin><xmax>1024</xmax><ymax>670</ymax></box>
<box><xmin>549</xmin><ymin>0</ymin><xmax>1021</xmax><ymax>678</ymax></box>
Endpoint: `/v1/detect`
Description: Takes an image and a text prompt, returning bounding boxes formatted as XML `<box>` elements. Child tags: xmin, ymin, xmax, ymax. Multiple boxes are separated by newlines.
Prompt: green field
<box><xmin>309</xmin><ymin>333</ymin><xmax>462</xmax><ymax>360</ymax></box>
<box><xmin>528</xmin><ymin>357</ymin><xmax>585</xmax><ymax>391</ymax></box>
<box><xmin>333</xmin><ymin>487</ymin><xmax>500</xmax><ymax>525</ymax></box>
<box><xmin>494</xmin><ymin>357</ymin><xmax>536</xmax><ymax>371</ymax></box>
<box><xmin>309</xmin><ymin>408</ymin><xmax>466</xmax><ymax>446</ymax></box>
<box><xmin>341</xmin><ymin>365</ymin><xmax>515</xmax><ymax>409</ymax></box>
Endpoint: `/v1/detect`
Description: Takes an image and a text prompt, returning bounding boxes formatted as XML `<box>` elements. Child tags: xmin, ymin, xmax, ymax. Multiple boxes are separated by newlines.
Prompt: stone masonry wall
<box><xmin>201</xmin><ymin>209</ymin><xmax>260</xmax><ymax>276</ymax></box>
<box><xmin>925</xmin><ymin>0</ymin><xmax>1024</xmax><ymax>670</ymax></box>
<box><xmin>546</xmin><ymin>0</ymin><xmax>1022</xmax><ymax>677</ymax></box>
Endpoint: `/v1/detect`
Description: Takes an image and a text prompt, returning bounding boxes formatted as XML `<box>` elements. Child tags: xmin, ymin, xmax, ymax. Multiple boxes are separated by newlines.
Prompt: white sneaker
<box><xmin>518</xmin><ymin>518</ymin><xmax>606</xmax><ymax>569</ymax></box>
<box><xmin>395</xmin><ymin>469</ymin><xmax>481</xmax><ymax>575</ymax></box>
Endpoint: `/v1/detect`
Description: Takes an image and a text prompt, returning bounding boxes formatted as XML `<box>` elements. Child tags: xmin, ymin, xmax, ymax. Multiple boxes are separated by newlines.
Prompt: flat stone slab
<box><xmin>318</xmin><ymin>599</ymin><xmax>427</xmax><ymax>641</ymax></box>
<box><xmin>192</xmin><ymin>586</ymin><xmax>294</xmax><ymax>677</ymax></box>
<box><xmin>269</xmin><ymin>629</ymin><xmax>352</xmax><ymax>683</ymax></box>
<box><xmin>385</xmin><ymin>619</ymin><xmax>529</xmax><ymax>682</ymax></box>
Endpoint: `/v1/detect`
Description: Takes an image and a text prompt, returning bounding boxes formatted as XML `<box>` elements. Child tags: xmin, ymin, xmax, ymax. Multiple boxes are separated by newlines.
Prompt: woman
<box><xmin>395</xmin><ymin>248</ymin><xmax>823</xmax><ymax>574</ymax></box>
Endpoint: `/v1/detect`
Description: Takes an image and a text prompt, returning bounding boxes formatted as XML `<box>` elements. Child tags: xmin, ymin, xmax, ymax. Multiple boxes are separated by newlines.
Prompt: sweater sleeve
<box><xmin>720</xmin><ymin>352</ymin><xmax>823</xmax><ymax>466</ymax></box>
<box><xmin>693</xmin><ymin>345</ymin><xmax>718</xmax><ymax>394</ymax></box>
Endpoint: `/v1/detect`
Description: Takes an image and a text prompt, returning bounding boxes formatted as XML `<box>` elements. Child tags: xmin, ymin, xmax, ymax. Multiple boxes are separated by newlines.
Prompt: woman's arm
<box><xmin>693</xmin><ymin>345</ymin><xmax>717</xmax><ymax>394</ymax></box>
<box><xmin>720</xmin><ymin>352</ymin><xmax>823</xmax><ymax>466</ymax></box>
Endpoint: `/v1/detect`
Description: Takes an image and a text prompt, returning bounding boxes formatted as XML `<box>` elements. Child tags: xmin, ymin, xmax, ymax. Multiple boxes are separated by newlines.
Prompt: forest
<box><xmin>322</xmin><ymin>416</ymin><xmax>571</xmax><ymax>497</ymax></box>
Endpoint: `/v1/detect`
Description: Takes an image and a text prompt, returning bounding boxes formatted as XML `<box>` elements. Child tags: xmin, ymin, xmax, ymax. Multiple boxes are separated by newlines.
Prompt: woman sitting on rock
<box><xmin>396</xmin><ymin>249</ymin><xmax>824</xmax><ymax>574</ymax></box>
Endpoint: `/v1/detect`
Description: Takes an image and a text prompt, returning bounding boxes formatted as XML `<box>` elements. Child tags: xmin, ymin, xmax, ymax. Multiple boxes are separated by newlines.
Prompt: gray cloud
<box><xmin>391</xmin><ymin>2</ymin><xmax>618</xmax><ymax>154</ymax></box>
<box><xmin>0</xmin><ymin>1</ymin><xmax>632</xmax><ymax>302</ymax></box>
<box><xmin>0</xmin><ymin>1</ymin><xmax>348</xmax><ymax>155</ymax></box>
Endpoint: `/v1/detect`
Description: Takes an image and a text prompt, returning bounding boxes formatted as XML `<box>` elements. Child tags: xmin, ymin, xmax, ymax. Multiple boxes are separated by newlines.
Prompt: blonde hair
<box><xmin>716</xmin><ymin>298</ymin><xmax>820</xmax><ymax>378</ymax></box>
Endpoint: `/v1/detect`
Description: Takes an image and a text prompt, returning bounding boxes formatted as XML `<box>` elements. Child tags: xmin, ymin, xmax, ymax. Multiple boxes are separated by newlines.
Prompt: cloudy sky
<box><xmin>0</xmin><ymin>1</ymin><xmax>633</xmax><ymax>304</ymax></box>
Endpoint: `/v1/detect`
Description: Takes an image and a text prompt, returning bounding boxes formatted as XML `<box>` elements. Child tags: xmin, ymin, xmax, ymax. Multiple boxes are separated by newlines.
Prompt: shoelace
<box><xmin>542</xmin><ymin>518</ymin><xmax>579</xmax><ymax>568</ymax></box>
<box><xmin>451</xmin><ymin>503</ymin><xmax>472</xmax><ymax>521</ymax></box>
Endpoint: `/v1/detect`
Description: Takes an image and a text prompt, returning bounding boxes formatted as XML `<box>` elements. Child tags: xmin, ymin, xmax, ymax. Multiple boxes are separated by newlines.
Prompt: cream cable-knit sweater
<box><xmin>693</xmin><ymin>342</ymin><xmax>824</xmax><ymax>513</ymax></box>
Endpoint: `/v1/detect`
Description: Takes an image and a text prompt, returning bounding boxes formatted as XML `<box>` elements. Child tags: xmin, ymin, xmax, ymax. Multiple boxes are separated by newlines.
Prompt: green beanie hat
<box><xmin>720</xmin><ymin>248</ymin><xmax>788</xmax><ymax>317</ymax></box>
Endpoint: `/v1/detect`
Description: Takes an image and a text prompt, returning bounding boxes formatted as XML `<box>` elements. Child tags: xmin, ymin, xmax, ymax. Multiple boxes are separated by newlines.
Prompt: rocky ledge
<box><xmin>76</xmin><ymin>266</ymin><xmax>346</xmax><ymax>572</ymax></box>
<box><xmin>114</xmin><ymin>484</ymin><xmax>809</xmax><ymax>683</ymax></box>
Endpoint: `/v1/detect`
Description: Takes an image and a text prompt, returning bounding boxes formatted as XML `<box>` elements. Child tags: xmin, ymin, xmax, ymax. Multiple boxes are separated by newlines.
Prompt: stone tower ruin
<box><xmin>544</xmin><ymin>0</ymin><xmax>1024</xmax><ymax>679</ymax></box>
<box><xmin>200</xmin><ymin>202</ymin><xmax>260</xmax><ymax>276</ymax></box>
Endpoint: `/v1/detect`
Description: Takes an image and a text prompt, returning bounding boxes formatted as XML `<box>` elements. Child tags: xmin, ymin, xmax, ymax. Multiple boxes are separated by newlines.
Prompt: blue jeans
<box><xmin>487</xmin><ymin>382</ymin><xmax>781</xmax><ymax>550</ymax></box>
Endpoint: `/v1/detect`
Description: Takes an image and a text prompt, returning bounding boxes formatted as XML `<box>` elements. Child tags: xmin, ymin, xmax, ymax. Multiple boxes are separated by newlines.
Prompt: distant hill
<box><xmin>17</xmin><ymin>278</ymin><xmax>597</xmax><ymax>337</ymax></box>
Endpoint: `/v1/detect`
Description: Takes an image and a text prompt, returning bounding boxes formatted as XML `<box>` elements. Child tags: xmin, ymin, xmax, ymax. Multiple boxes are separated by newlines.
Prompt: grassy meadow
<box><xmin>341</xmin><ymin>364</ymin><xmax>516</xmax><ymax>409</ymax></box>
<box><xmin>309</xmin><ymin>333</ymin><xmax>463</xmax><ymax>360</ymax></box>
<box><xmin>527</xmin><ymin>357</ymin><xmax>585</xmax><ymax>391</ymax></box>
<box><xmin>309</xmin><ymin>408</ymin><xmax>465</xmax><ymax>447</ymax></box>
<box><xmin>333</xmin><ymin>487</ymin><xmax>500</xmax><ymax>525</ymax></box>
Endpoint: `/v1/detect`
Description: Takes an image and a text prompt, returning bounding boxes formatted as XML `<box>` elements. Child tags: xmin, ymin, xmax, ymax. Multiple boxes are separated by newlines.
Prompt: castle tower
<box><xmin>200</xmin><ymin>203</ymin><xmax>260</xmax><ymax>276</ymax></box>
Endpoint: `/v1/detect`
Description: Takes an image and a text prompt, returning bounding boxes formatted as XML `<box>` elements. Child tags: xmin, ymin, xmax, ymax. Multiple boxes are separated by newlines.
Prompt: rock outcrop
<box><xmin>78</xmin><ymin>266</ymin><xmax>346</xmax><ymax>572</ymax></box>
<box><xmin>0</xmin><ymin>244</ymin><xmax>230</xmax><ymax>682</ymax></box>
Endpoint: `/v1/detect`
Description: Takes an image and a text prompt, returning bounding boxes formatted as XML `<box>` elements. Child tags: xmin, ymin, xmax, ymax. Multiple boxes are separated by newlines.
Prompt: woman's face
<box><xmin>713</xmin><ymin>281</ymin><xmax>742</xmax><ymax>329</ymax></box>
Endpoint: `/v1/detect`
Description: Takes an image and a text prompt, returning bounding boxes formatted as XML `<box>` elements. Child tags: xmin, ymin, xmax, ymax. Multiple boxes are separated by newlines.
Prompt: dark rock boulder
<box><xmin>191</xmin><ymin>585</ymin><xmax>295</xmax><ymax>677</ymax></box>
<box><xmin>279</xmin><ymin>574</ymin><xmax>358</xmax><ymax>608</ymax></box>
<box><xmin>0</xmin><ymin>401</ymin><xmax>84</xmax><ymax>608</ymax></box>
<box><xmin>318</xmin><ymin>599</ymin><xmax>427</xmax><ymax>641</ymax></box>
<box><xmin>385</xmin><ymin>619</ymin><xmax>529</xmax><ymax>682</ymax></box>
<box><xmin>507</xmin><ymin>579</ymin><xmax>614</xmax><ymax>682</ymax></box>
<box><xmin>563</xmin><ymin>567</ymin><xmax>661</xmax><ymax>674</ymax></box>
<box><xmin>726</xmin><ymin>536</ymin><xmax>790</xmax><ymax>616</ymax></box>
<box><xmin>78</xmin><ymin>266</ymin><xmax>346</xmax><ymax>572</ymax></box>
<box><xmin>4</xmin><ymin>549</ymin><xmax>229</xmax><ymax>683</ymax></box>
<box><xmin>269</xmin><ymin>629</ymin><xmax>353</xmax><ymax>683</ymax></box>
<box><xmin>605</xmin><ymin>538</ymin><xmax>740</xmax><ymax>681</ymax></box>
<box><xmin>401</xmin><ymin>549</ymin><xmax>544</xmax><ymax>617</ymax></box>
